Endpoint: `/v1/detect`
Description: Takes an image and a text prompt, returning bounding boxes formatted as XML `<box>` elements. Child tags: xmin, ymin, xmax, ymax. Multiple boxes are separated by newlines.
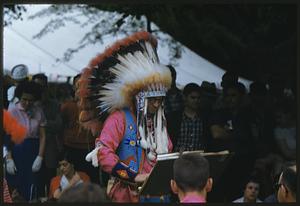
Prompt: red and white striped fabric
<box><xmin>3</xmin><ymin>178</ymin><xmax>12</xmax><ymax>203</ymax></box>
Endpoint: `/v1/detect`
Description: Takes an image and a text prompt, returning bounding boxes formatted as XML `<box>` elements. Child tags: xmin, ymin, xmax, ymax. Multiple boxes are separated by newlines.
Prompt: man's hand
<box><xmin>134</xmin><ymin>173</ymin><xmax>150</xmax><ymax>183</ymax></box>
<box><xmin>85</xmin><ymin>147</ymin><xmax>101</xmax><ymax>167</ymax></box>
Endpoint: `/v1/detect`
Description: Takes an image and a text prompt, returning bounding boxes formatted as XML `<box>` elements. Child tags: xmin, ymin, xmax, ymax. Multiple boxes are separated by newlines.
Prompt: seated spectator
<box><xmin>170</xmin><ymin>153</ymin><xmax>212</xmax><ymax>203</ymax></box>
<box><xmin>49</xmin><ymin>153</ymin><xmax>90</xmax><ymax>200</ymax></box>
<box><xmin>276</xmin><ymin>165</ymin><xmax>296</xmax><ymax>203</ymax></box>
<box><xmin>233</xmin><ymin>178</ymin><xmax>262</xmax><ymax>203</ymax></box>
<box><xmin>58</xmin><ymin>182</ymin><xmax>109</xmax><ymax>202</ymax></box>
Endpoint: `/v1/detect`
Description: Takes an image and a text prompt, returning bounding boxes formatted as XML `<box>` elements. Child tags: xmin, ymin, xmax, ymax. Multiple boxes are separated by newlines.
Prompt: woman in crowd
<box><xmin>6</xmin><ymin>81</ymin><xmax>46</xmax><ymax>201</ymax></box>
<box><xmin>49</xmin><ymin>152</ymin><xmax>90</xmax><ymax>200</ymax></box>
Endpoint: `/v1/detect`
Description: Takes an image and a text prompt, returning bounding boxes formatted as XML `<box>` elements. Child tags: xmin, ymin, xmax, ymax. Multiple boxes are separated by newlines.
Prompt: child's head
<box><xmin>171</xmin><ymin>153</ymin><xmax>212</xmax><ymax>195</ymax></box>
<box><xmin>243</xmin><ymin>178</ymin><xmax>260</xmax><ymax>202</ymax></box>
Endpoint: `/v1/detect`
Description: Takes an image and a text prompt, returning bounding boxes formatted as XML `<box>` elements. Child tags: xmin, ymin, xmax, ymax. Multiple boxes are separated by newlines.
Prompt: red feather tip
<box><xmin>88</xmin><ymin>31</ymin><xmax>156</xmax><ymax>68</ymax></box>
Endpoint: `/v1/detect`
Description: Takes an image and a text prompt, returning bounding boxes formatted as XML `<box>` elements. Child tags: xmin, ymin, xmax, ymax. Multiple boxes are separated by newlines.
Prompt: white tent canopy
<box><xmin>4</xmin><ymin>5</ymin><xmax>251</xmax><ymax>89</ymax></box>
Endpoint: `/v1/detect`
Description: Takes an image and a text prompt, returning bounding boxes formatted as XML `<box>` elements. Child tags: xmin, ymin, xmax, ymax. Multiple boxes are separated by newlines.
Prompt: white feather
<box><xmin>98</xmin><ymin>43</ymin><xmax>170</xmax><ymax>113</ymax></box>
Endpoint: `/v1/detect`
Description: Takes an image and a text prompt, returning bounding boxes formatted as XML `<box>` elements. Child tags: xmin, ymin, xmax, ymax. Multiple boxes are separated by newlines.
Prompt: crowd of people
<box><xmin>2</xmin><ymin>31</ymin><xmax>296</xmax><ymax>203</ymax></box>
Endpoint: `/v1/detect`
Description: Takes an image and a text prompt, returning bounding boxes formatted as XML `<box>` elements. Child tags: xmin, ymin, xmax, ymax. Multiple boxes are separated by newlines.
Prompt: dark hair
<box><xmin>281</xmin><ymin>167</ymin><xmax>296</xmax><ymax>197</ymax></box>
<box><xmin>222</xmin><ymin>71</ymin><xmax>238</xmax><ymax>81</ymax></box>
<box><xmin>15</xmin><ymin>81</ymin><xmax>42</xmax><ymax>100</ymax></box>
<box><xmin>173</xmin><ymin>153</ymin><xmax>209</xmax><ymax>192</ymax></box>
<box><xmin>221</xmin><ymin>71</ymin><xmax>238</xmax><ymax>88</ymax></box>
<box><xmin>32</xmin><ymin>73</ymin><xmax>48</xmax><ymax>83</ymax></box>
<box><xmin>249</xmin><ymin>81</ymin><xmax>267</xmax><ymax>96</ymax></box>
<box><xmin>223</xmin><ymin>82</ymin><xmax>246</xmax><ymax>96</ymax></box>
<box><xmin>183</xmin><ymin>83</ymin><xmax>201</xmax><ymax>96</ymax></box>
<box><xmin>58</xmin><ymin>182</ymin><xmax>109</xmax><ymax>202</ymax></box>
<box><xmin>245</xmin><ymin>177</ymin><xmax>260</xmax><ymax>189</ymax></box>
<box><xmin>57</xmin><ymin>151</ymin><xmax>74</xmax><ymax>165</ymax></box>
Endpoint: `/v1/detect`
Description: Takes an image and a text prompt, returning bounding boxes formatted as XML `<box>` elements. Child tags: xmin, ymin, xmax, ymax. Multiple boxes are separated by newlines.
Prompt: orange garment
<box><xmin>48</xmin><ymin>171</ymin><xmax>90</xmax><ymax>198</ymax></box>
<box><xmin>3</xmin><ymin>109</ymin><xmax>26</xmax><ymax>144</ymax></box>
<box><xmin>60</xmin><ymin>100</ymin><xmax>95</xmax><ymax>149</ymax></box>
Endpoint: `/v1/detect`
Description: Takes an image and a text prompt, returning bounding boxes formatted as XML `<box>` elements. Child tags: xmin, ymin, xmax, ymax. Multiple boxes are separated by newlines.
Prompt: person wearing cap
<box><xmin>78</xmin><ymin>31</ymin><xmax>173</xmax><ymax>202</ymax></box>
<box><xmin>7</xmin><ymin>64</ymin><xmax>29</xmax><ymax>109</ymax></box>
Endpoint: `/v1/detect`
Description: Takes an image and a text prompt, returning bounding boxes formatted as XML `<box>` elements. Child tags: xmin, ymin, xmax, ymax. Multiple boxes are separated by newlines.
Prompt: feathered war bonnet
<box><xmin>77</xmin><ymin>31</ymin><xmax>172</xmax><ymax>160</ymax></box>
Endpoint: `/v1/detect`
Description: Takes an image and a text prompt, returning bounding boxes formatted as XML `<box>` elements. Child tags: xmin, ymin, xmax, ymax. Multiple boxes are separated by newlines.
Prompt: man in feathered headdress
<box><xmin>77</xmin><ymin>31</ymin><xmax>173</xmax><ymax>202</ymax></box>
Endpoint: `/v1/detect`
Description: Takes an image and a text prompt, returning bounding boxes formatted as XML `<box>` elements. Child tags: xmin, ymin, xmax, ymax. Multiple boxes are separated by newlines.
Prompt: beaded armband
<box><xmin>111</xmin><ymin>161</ymin><xmax>138</xmax><ymax>182</ymax></box>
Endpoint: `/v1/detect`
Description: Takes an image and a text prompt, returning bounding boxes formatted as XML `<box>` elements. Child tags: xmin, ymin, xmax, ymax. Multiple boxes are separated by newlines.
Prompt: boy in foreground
<box><xmin>170</xmin><ymin>153</ymin><xmax>213</xmax><ymax>203</ymax></box>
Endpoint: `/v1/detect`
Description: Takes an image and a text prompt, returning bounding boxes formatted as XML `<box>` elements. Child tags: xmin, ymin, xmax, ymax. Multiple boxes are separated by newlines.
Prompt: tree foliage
<box><xmin>23</xmin><ymin>4</ymin><xmax>182</xmax><ymax>65</ymax></box>
<box><xmin>4</xmin><ymin>4</ymin><xmax>296</xmax><ymax>82</ymax></box>
<box><xmin>3</xmin><ymin>5</ymin><xmax>27</xmax><ymax>26</ymax></box>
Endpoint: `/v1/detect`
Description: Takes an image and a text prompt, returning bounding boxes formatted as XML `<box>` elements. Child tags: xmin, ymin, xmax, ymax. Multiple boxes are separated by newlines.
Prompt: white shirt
<box><xmin>233</xmin><ymin>197</ymin><xmax>262</xmax><ymax>203</ymax></box>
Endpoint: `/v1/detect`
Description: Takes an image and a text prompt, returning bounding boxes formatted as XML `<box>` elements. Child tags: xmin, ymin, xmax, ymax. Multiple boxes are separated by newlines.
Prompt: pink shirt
<box><xmin>97</xmin><ymin>110</ymin><xmax>173</xmax><ymax>174</ymax></box>
<box><xmin>8</xmin><ymin>103</ymin><xmax>47</xmax><ymax>139</ymax></box>
<box><xmin>181</xmin><ymin>194</ymin><xmax>206</xmax><ymax>203</ymax></box>
<box><xmin>96</xmin><ymin>110</ymin><xmax>173</xmax><ymax>202</ymax></box>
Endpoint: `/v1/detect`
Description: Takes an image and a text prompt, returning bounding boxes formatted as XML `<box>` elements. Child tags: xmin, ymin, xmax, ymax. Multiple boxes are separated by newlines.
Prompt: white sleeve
<box><xmin>7</xmin><ymin>86</ymin><xmax>16</xmax><ymax>101</ymax></box>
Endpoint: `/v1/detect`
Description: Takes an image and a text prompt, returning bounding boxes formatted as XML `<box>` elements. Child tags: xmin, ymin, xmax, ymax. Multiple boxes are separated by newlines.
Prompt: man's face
<box><xmin>225</xmin><ymin>88</ymin><xmax>241</xmax><ymax>109</ymax></box>
<box><xmin>244</xmin><ymin>182</ymin><xmax>260</xmax><ymax>202</ymax></box>
<box><xmin>184</xmin><ymin>91</ymin><xmax>201</xmax><ymax>111</ymax></box>
<box><xmin>147</xmin><ymin>97</ymin><xmax>163</xmax><ymax>114</ymax></box>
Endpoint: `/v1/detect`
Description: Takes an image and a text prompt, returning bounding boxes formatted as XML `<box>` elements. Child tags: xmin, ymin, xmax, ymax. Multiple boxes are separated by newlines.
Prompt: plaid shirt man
<box><xmin>174</xmin><ymin>112</ymin><xmax>204</xmax><ymax>152</ymax></box>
